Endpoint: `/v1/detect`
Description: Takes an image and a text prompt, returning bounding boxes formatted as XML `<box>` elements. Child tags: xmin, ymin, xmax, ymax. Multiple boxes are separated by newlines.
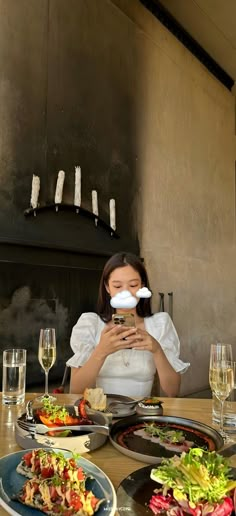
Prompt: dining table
<box><xmin>0</xmin><ymin>392</ymin><xmax>236</xmax><ymax>516</ymax></box>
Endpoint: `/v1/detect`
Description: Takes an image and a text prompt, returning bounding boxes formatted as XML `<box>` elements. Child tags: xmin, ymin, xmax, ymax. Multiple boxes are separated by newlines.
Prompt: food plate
<box><xmin>74</xmin><ymin>394</ymin><xmax>137</xmax><ymax>418</ymax></box>
<box><xmin>116</xmin><ymin>464</ymin><xmax>236</xmax><ymax>515</ymax></box>
<box><xmin>15</xmin><ymin>405</ymin><xmax>108</xmax><ymax>453</ymax></box>
<box><xmin>0</xmin><ymin>448</ymin><xmax>117</xmax><ymax>516</ymax></box>
<box><xmin>117</xmin><ymin>464</ymin><xmax>159</xmax><ymax>515</ymax></box>
<box><xmin>109</xmin><ymin>414</ymin><xmax>224</xmax><ymax>464</ymax></box>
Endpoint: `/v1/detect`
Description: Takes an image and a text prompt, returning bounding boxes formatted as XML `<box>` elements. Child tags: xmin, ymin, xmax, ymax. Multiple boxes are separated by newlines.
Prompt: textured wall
<box><xmin>0</xmin><ymin>0</ymin><xmax>139</xmax><ymax>254</ymax></box>
<box><xmin>114</xmin><ymin>0</ymin><xmax>236</xmax><ymax>395</ymax></box>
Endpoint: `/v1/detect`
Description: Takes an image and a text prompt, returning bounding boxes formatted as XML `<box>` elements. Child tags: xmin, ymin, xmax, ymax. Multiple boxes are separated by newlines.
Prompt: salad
<box><xmin>149</xmin><ymin>448</ymin><xmax>236</xmax><ymax>515</ymax></box>
<box><xmin>144</xmin><ymin>424</ymin><xmax>187</xmax><ymax>443</ymax></box>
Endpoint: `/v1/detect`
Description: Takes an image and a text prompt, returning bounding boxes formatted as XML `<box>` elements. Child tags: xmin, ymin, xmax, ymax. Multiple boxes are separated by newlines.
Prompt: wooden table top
<box><xmin>0</xmin><ymin>393</ymin><xmax>235</xmax><ymax>516</ymax></box>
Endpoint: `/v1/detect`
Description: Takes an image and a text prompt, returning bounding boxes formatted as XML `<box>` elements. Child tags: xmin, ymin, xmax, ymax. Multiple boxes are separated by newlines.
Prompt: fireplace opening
<box><xmin>0</xmin><ymin>250</ymin><xmax>107</xmax><ymax>392</ymax></box>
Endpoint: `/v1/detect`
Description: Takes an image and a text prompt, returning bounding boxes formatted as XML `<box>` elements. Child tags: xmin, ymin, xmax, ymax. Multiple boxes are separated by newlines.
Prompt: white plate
<box><xmin>0</xmin><ymin>448</ymin><xmax>117</xmax><ymax>516</ymax></box>
<box><xmin>15</xmin><ymin>408</ymin><xmax>108</xmax><ymax>453</ymax></box>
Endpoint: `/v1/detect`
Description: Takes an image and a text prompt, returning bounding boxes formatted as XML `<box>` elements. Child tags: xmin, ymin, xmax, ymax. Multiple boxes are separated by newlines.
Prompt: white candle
<box><xmin>55</xmin><ymin>170</ymin><xmax>65</xmax><ymax>204</ymax></box>
<box><xmin>109</xmin><ymin>198</ymin><xmax>116</xmax><ymax>230</ymax></box>
<box><xmin>30</xmin><ymin>174</ymin><xmax>40</xmax><ymax>209</ymax></box>
<box><xmin>92</xmin><ymin>190</ymin><xmax>98</xmax><ymax>216</ymax></box>
<box><xmin>74</xmin><ymin>166</ymin><xmax>81</xmax><ymax>206</ymax></box>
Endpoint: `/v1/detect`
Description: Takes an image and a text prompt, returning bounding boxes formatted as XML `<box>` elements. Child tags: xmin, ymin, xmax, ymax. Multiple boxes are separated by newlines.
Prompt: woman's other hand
<box><xmin>125</xmin><ymin>327</ymin><xmax>160</xmax><ymax>353</ymax></box>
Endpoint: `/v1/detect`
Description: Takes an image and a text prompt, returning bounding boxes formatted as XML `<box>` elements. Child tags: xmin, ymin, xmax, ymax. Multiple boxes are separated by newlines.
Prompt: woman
<box><xmin>67</xmin><ymin>252</ymin><xmax>190</xmax><ymax>397</ymax></box>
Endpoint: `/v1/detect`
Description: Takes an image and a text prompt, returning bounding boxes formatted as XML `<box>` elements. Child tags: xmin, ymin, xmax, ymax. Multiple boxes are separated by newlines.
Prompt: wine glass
<box><xmin>38</xmin><ymin>328</ymin><xmax>57</xmax><ymax>401</ymax></box>
<box><xmin>209</xmin><ymin>343</ymin><xmax>234</xmax><ymax>440</ymax></box>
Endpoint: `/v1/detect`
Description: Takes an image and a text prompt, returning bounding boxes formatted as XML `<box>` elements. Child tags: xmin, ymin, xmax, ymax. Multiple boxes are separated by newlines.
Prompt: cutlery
<box><xmin>107</xmin><ymin>398</ymin><xmax>145</xmax><ymax>410</ymax></box>
<box><xmin>25</xmin><ymin>399</ymin><xmax>35</xmax><ymax>422</ymax></box>
<box><xmin>17</xmin><ymin>420</ymin><xmax>109</xmax><ymax>436</ymax></box>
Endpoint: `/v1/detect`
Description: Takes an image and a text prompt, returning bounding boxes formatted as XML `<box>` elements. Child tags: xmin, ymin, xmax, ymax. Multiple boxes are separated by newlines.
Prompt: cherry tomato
<box><xmin>41</xmin><ymin>466</ymin><xmax>54</xmax><ymax>478</ymax></box>
<box><xmin>77</xmin><ymin>467</ymin><xmax>85</xmax><ymax>481</ymax></box>
<box><xmin>70</xmin><ymin>491</ymin><xmax>83</xmax><ymax>511</ymax></box>
<box><xmin>23</xmin><ymin>451</ymin><xmax>32</xmax><ymax>467</ymax></box>
<box><xmin>91</xmin><ymin>495</ymin><xmax>100</xmax><ymax>509</ymax></box>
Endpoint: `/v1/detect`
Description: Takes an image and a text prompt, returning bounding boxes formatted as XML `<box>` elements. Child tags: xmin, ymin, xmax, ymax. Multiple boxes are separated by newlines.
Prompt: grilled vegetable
<box><xmin>36</xmin><ymin>397</ymin><xmax>88</xmax><ymax>427</ymax></box>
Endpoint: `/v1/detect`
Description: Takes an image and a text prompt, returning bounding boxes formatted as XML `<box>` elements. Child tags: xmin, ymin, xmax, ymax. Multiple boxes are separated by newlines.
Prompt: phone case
<box><xmin>112</xmin><ymin>313</ymin><xmax>135</xmax><ymax>327</ymax></box>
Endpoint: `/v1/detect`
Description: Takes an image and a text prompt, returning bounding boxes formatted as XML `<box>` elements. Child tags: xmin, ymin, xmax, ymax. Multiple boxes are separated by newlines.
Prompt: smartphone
<box><xmin>112</xmin><ymin>313</ymin><xmax>135</xmax><ymax>327</ymax></box>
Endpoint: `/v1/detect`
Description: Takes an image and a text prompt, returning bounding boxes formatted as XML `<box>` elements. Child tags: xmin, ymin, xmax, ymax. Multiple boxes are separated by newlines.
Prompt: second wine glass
<box><xmin>38</xmin><ymin>328</ymin><xmax>57</xmax><ymax>401</ymax></box>
<box><xmin>209</xmin><ymin>343</ymin><xmax>234</xmax><ymax>440</ymax></box>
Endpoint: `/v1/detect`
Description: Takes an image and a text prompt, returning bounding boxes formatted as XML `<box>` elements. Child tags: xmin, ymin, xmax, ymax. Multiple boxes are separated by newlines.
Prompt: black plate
<box><xmin>116</xmin><ymin>464</ymin><xmax>236</xmax><ymax>516</ymax></box>
<box><xmin>110</xmin><ymin>415</ymin><xmax>224</xmax><ymax>464</ymax></box>
<box><xmin>117</xmin><ymin>465</ymin><xmax>156</xmax><ymax>515</ymax></box>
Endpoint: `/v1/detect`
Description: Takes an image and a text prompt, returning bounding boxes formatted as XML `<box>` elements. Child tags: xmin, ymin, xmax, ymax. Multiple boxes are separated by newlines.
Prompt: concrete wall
<box><xmin>0</xmin><ymin>0</ymin><xmax>139</xmax><ymax>255</ymax></box>
<box><xmin>0</xmin><ymin>0</ymin><xmax>235</xmax><ymax>395</ymax></box>
<box><xmin>113</xmin><ymin>0</ymin><xmax>236</xmax><ymax>395</ymax></box>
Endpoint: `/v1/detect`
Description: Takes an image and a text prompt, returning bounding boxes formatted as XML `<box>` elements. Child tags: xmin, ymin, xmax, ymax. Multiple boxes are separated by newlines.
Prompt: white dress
<box><xmin>66</xmin><ymin>312</ymin><xmax>190</xmax><ymax>397</ymax></box>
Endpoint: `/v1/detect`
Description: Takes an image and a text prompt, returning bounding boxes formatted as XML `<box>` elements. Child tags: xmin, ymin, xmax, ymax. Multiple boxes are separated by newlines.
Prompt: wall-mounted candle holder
<box><xmin>27</xmin><ymin>167</ymin><xmax>117</xmax><ymax>237</ymax></box>
<box><xmin>24</xmin><ymin>203</ymin><xmax>120</xmax><ymax>239</ymax></box>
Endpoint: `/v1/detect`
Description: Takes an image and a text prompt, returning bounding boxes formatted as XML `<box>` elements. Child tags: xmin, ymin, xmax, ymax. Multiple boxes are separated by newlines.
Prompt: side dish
<box><xmin>35</xmin><ymin>397</ymin><xmax>94</xmax><ymax>436</ymax></box>
<box><xmin>83</xmin><ymin>388</ymin><xmax>107</xmax><ymax>412</ymax></box>
<box><xmin>15</xmin><ymin>449</ymin><xmax>104</xmax><ymax>515</ymax></box>
<box><xmin>133</xmin><ymin>424</ymin><xmax>194</xmax><ymax>453</ymax></box>
<box><xmin>149</xmin><ymin>447</ymin><xmax>236</xmax><ymax>515</ymax></box>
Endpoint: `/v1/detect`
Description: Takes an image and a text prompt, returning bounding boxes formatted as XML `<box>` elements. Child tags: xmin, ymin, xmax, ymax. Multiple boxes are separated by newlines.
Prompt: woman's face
<box><xmin>106</xmin><ymin>264</ymin><xmax>142</xmax><ymax>299</ymax></box>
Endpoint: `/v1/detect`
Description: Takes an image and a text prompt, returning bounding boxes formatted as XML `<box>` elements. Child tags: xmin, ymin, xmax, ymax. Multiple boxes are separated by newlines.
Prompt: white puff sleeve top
<box><xmin>66</xmin><ymin>312</ymin><xmax>190</xmax><ymax>397</ymax></box>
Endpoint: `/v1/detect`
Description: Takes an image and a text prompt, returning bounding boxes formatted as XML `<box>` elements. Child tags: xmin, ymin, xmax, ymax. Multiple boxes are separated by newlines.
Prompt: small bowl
<box><xmin>135</xmin><ymin>397</ymin><xmax>163</xmax><ymax>416</ymax></box>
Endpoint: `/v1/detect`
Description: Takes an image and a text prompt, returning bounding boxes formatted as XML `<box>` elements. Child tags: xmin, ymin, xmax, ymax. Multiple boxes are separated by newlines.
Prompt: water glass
<box><xmin>212</xmin><ymin>361</ymin><xmax>236</xmax><ymax>430</ymax></box>
<box><xmin>212</xmin><ymin>392</ymin><xmax>236</xmax><ymax>429</ymax></box>
<box><xmin>2</xmin><ymin>349</ymin><xmax>27</xmax><ymax>405</ymax></box>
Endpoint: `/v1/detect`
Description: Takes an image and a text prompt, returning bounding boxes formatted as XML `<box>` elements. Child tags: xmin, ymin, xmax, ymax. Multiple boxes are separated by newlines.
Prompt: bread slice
<box><xmin>83</xmin><ymin>387</ymin><xmax>107</xmax><ymax>411</ymax></box>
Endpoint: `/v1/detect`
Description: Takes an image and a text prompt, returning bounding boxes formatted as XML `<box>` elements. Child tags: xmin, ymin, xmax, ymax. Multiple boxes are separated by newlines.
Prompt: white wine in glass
<box><xmin>209</xmin><ymin>343</ymin><xmax>234</xmax><ymax>440</ymax></box>
<box><xmin>209</xmin><ymin>364</ymin><xmax>234</xmax><ymax>402</ymax></box>
<box><xmin>38</xmin><ymin>328</ymin><xmax>56</xmax><ymax>401</ymax></box>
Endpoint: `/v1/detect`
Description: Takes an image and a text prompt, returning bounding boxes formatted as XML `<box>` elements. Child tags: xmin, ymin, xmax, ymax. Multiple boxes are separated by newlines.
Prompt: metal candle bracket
<box><xmin>24</xmin><ymin>203</ymin><xmax>119</xmax><ymax>239</ymax></box>
<box><xmin>158</xmin><ymin>292</ymin><xmax>173</xmax><ymax>319</ymax></box>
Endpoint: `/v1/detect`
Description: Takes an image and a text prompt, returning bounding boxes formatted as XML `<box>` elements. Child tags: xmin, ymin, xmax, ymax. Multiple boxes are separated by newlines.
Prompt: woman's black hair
<box><xmin>97</xmin><ymin>252</ymin><xmax>152</xmax><ymax>322</ymax></box>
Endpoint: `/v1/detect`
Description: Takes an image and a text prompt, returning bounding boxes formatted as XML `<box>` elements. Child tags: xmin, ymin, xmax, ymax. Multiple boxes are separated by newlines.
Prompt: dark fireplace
<box><xmin>0</xmin><ymin>243</ymin><xmax>109</xmax><ymax>391</ymax></box>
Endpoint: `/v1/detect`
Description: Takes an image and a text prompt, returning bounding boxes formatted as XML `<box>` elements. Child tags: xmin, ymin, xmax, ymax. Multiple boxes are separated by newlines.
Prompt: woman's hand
<box><xmin>126</xmin><ymin>327</ymin><xmax>160</xmax><ymax>354</ymax></box>
<box><xmin>94</xmin><ymin>324</ymin><xmax>138</xmax><ymax>360</ymax></box>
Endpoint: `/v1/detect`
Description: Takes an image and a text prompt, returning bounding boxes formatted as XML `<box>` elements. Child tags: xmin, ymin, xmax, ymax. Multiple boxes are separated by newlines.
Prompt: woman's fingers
<box><xmin>102</xmin><ymin>323</ymin><xmax>159</xmax><ymax>354</ymax></box>
<box><xmin>100</xmin><ymin>324</ymin><xmax>137</xmax><ymax>353</ymax></box>
<box><xmin>125</xmin><ymin>327</ymin><xmax>145</xmax><ymax>342</ymax></box>
<box><xmin>103</xmin><ymin>324</ymin><xmax>136</xmax><ymax>337</ymax></box>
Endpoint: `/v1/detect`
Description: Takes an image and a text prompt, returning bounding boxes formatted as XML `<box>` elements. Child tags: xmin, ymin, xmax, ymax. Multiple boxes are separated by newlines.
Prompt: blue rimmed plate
<box><xmin>0</xmin><ymin>448</ymin><xmax>117</xmax><ymax>516</ymax></box>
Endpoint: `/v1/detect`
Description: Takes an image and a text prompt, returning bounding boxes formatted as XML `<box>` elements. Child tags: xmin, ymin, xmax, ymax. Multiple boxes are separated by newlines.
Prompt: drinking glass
<box><xmin>2</xmin><ymin>349</ymin><xmax>27</xmax><ymax>405</ymax></box>
<box><xmin>209</xmin><ymin>343</ymin><xmax>234</xmax><ymax>440</ymax></box>
<box><xmin>38</xmin><ymin>328</ymin><xmax>56</xmax><ymax>401</ymax></box>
